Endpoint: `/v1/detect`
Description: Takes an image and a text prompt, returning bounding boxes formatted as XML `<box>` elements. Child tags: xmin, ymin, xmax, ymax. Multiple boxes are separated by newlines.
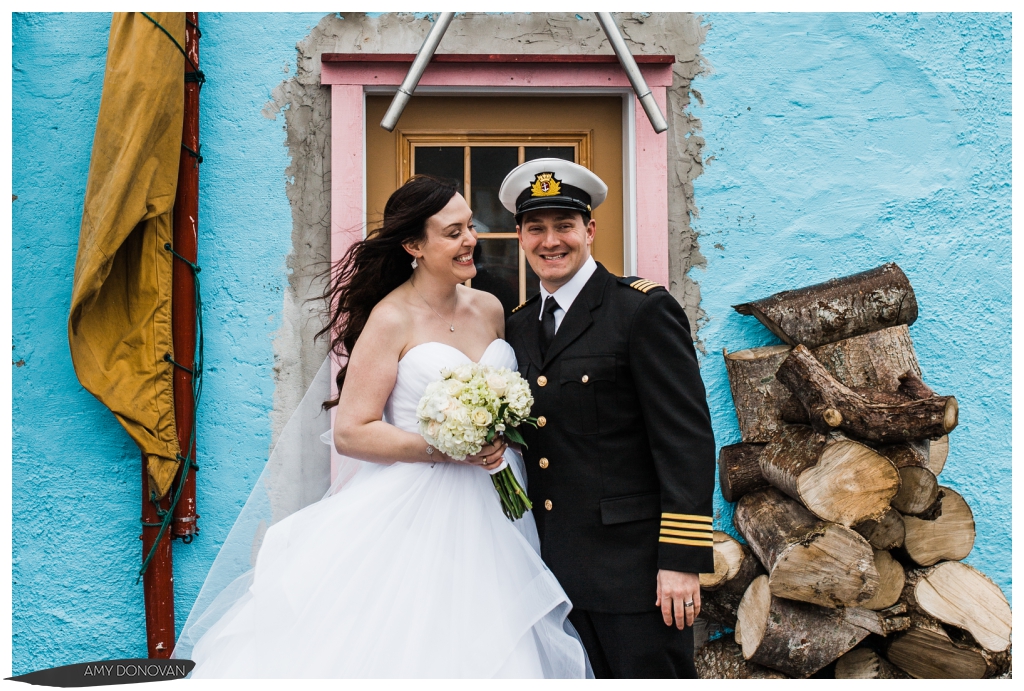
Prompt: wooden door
<box><xmin>366</xmin><ymin>96</ymin><xmax>623</xmax><ymax>313</ymax></box>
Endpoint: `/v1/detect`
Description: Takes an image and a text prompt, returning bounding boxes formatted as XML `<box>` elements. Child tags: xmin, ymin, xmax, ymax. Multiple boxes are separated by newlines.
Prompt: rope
<box><xmin>138</xmin><ymin>239</ymin><xmax>205</xmax><ymax>583</ymax></box>
<box><xmin>181</xmin><ymin>143</ymin><xmax>203</xmax><ymax>167</ymax></box>
<box><xmin>136</xmin><ymin>11</ymin><xmax>208</xmax><ymax>579</ymax></box>
<box><xmin>165</xmin><ymin>242</ymin><xmax>201</xmax><ymax>273</ymax></box>
<box><xmin>140</xmin><ymin>12</ymin><xmax>201</xmax><ymax>76</ymax></box>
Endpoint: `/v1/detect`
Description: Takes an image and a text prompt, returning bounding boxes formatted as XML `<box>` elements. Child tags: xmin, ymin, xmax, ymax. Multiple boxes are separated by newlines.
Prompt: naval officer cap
<box><xmin>499</xmin><ymin>158</ymin><xmax>608</xmax><ymax>221</ymax></box>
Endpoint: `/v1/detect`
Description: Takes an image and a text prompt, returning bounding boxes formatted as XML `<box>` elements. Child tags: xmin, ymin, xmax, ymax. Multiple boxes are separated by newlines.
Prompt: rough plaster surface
<box><xmin>11</xmin><ymin>12</ymin><xmax>324</xmax><ymax>672</ymax></box>
<box><xmin>264</xmin><ymin>11</ymin><xmax>711</xmax><ymax>428</ymax></box>
<box><xmin>693</xmin><ymin>13</ymin><xmax>1011</xmax><ymax>600</ymax></box>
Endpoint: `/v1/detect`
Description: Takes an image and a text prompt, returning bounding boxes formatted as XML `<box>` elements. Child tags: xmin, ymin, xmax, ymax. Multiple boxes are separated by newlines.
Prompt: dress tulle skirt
<box><xmin>188</xmin><ymin>455</ymin><xmax>588</xmax><ymax>678</ymax></box>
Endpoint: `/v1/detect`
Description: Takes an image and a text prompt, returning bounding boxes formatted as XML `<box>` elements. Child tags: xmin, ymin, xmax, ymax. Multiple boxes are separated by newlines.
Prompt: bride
<box><xmin>176</xmin><ymin>175</ymin><xmax>590</xmax><ymax>678</ymax></box>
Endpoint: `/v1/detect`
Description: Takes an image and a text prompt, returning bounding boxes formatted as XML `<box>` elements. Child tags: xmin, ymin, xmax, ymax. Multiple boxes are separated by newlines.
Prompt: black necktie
<box><xmin>539</xmin><ymin>296</ymin><xmax>560</xmax><ymax>360</ymax></box>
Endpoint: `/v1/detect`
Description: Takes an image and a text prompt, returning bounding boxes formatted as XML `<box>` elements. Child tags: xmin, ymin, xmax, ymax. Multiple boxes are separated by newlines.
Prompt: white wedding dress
<box><xmin>183</xmin><ymin>339</ymin><xmax>589</xmax><ymax>678</ymax></box>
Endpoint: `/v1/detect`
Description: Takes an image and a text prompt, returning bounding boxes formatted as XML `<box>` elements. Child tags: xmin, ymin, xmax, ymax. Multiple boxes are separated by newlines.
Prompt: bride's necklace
<box><xmin>411</xmin><ymin>280</ymin><xmax>458</xmax><ymax>332</ymax></box>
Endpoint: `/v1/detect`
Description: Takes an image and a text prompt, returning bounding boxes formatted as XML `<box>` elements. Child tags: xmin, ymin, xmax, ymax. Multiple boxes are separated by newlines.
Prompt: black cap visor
<box><xmin>514</xmin><ymin>183</ymin><xmax>592</xmax><ymax>222</ymax></box>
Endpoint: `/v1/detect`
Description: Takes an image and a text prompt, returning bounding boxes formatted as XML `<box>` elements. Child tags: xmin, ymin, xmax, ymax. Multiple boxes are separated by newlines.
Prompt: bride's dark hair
<box><xmin>318</xmin><ymin>174</ymin><xmax>459</xmax><ymax>408</ymax></box>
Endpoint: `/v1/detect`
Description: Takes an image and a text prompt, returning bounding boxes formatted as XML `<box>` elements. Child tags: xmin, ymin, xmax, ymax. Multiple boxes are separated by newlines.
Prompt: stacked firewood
<box><xmin>695</xmin><ymin>263</ymin><xmax>1012</xmax><ymax>680</ymax></box>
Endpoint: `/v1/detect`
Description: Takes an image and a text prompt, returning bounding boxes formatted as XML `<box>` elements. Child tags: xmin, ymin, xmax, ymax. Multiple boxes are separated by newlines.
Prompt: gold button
<box><xmin>537</xmin><ymin>416</ymin><xmax>547</xmax><ymax>427</ymax></box>
<box><xmin>582</xmin><ymin>374</ymin><xmax>590</xmax><ymax>383</ymax></box>
<box><xmin>539</xmin><ymin>457</ymin><xmax>549</xmax><ymax>469</ymax></box>
<box><xmin>537</xmin><ymin>375</ymin><xmax>548</xmax><ymax>387</ymax></box>
<box><xmin>544</xmin><ymin>499</ymin><xmax>553</xmax><ymax>511</ymax></box>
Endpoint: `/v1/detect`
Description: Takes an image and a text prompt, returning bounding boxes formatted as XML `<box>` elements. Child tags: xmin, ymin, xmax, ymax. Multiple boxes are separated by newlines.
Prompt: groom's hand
<box><xmin>655</xmin><ymin>570</ymin><xmax>701</xmax><ymax>629</ymax></box>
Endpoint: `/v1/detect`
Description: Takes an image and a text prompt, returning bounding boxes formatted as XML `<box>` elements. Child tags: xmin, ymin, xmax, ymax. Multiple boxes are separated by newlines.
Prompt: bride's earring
<box><xmin>411</xmin><ymin>257</ymin><xmax>418</xmax><ymax>269</ymax></box>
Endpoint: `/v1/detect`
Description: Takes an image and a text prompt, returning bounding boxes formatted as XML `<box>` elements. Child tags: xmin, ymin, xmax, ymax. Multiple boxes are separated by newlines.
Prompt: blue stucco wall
<box><xmin>11</xmin><ymin>12</ymin><xmax>324</xmax><ymax>674</ymax></box>
<box><xmin>693</xmin><ymin>13</ymin><xmax>1012</xmax><ymax>601</ymax></box>
<box><xmin>11</xmin><ymin>11</ymin><xmax>1011</xmax><ymax>675</ymax></box>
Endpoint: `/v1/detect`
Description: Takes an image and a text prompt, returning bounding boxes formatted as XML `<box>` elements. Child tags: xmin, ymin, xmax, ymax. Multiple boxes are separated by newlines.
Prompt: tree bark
<box><xmin>860</xmin><ymin>549</ymin><xmax>905</xmax><ymax>611</ymax></box>
<box><xmin>732</xmin><ymin>263</ymin><xmax>918</xmax><ymax>349</ymax></box>
<box><xmin>700</xmin><ymin>532</ymin><xmax>766</xmax><ymax>628</ymax></box>
<box><xmin>876</xmin><ymin>439</ymin><xmax>931</xmax><ymax>470</ymax></box>
<box><xmin>723</xmin><ymin>345</ymin><xmax>793</xmax><ymax>442</ymax></box>
<box><xmin>891</xmin><ymin>466</ymin><xmax>940</xmax><ymax>516</ymax></box>
<box><xmin>734</xmin><ymin>487</ymin><xmax>878</xmax><ymax>608</ymax></box>
<box><xmin>888</xmin><ymin>613</ymin><xmax>1005</xmax><ymax>679</ymax></box>
<box><xmin>900</xmin><ymin>487</ymin><xmax>975</xmax><ymax>566</ymax></box>
<box><xmin>717</xmin><ymin>443</ymin><xmax>769</xmax><ymax>503</ymax></box>
<box><xmin>835</xmin><ymin>648</ymin><xmax>911</xmax><ymax>679</ymax></box>
<box><xmin>758</xmin><ymin>425</ymin><xmax>900</xmax><ymax>527</ymax></box>
<box><xmin>841</xmin><ymin>602</ymin><xmax>911</xmax><ymax>636</ymax></box>
<box><xmin>695</xmin><ymin>637</ymin><xmax>788</xmax><ymax>679</ymax></box>
<box><xmin>736</xmin><ymin>575</ymin><xmax>873</xmax><ymax>677</ymax></box>
<box><xmin>812</xmin><ymin>323</ymin><xmax>922</xmax><ymax>392</ymax></box>
<box><xmin>777</xmin><ymin>344</ymin><xmax>958</xmax><ymax>444</ymax></box>
<box><xmin>902</xmin><ymin>562</ymin><xmax>1011</xmax><ymax>653</ymax></box>
<box><xmin>852</xmin><ymin>507</ymin><xmax>906</xmax><ymax>550</ymax></box>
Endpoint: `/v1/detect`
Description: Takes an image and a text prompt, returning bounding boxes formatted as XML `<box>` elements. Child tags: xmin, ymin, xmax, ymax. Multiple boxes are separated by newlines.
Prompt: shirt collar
<box><xmin>539</xmin><ymin>255</ymin><xmax>598</xmax><ymax>316</ymax></box>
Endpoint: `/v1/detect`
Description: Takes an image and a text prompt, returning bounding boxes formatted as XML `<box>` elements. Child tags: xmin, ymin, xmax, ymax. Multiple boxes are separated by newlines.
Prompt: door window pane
<box><xmin>470</xmin><ymin>147</ymin><xmax>518</xmax><ymax>234</ymax></box>
<box><xmin>525</xmin><ymin>146</ymin><xmax>575</xmax><ymax>163</ymax></box>
<box><xmin>414</xmin><ymin>147</ymin><xmax>464</xmax><ymax>194</ymax></box>
<box><xmin>471</xmin><ymin>239</ymin><xmax>519</xmax><ymax>315</ymax></box>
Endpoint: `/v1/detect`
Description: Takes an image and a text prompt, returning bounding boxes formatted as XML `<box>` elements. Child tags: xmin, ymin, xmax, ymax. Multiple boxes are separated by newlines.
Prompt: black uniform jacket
<box><xmin>506</xmin><ymin>263</ymin><xmax>716</xmax><ymax>613</ymax></box>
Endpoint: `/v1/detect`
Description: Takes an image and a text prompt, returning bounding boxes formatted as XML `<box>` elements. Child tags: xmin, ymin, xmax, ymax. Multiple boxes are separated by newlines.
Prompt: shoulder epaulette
<box><xmin>510</xmin><ymin>294</ymin><xmax>540</xmax><ymax>314</ymax></box>
<box><xmin>619</xmin><ymin>276</ymin><xmax>666</xmax><ymax>294</ymax></box>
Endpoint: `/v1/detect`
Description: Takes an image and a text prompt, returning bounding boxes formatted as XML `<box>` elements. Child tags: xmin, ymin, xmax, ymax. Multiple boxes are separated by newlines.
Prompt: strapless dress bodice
<box><xmin>385</xmin><ymin>339</ymin><xmax>517</xmax><ymax>434</ymax></box>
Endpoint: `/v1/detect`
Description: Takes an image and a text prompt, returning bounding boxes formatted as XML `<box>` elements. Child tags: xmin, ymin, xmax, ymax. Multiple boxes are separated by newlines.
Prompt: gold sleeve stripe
<box><xmin>660</xmin><ymin>536</ymin><xmax>714</xmax><ymax>547</ymax></box>
<box><xmin>660</xmin><ymin>528</ymin><xmax>713</xmax><ymax>539</ymax></box>
<box><xmin>662</xmin><ymin>513</ymin><xmax>713</xmax><ymax>523</ymax></box>
<box><xmin>661</xmin><ymin>520</ymin><xmax>713</xmax><ymax>532</ymax></box>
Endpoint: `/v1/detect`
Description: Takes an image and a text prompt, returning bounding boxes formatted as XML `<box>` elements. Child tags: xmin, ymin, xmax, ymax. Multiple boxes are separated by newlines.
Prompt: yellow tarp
<box><xmin>69</xmin><ymin>12</ymin><xmax>185</xmax><ymax>499</ymax></box>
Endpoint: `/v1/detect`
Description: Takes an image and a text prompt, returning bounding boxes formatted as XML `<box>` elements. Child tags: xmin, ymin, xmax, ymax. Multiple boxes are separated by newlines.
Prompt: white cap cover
<box><xmin>498</xmin><ymin>158</ymin><xmax>608</xmax><ymax>217</ymax></box>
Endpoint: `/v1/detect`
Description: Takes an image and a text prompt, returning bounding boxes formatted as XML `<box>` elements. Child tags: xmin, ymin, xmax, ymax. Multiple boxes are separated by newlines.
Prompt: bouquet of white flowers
<box><xmin>416</xmin><ymin>362</ymin><xmax>538</xmax><ymax>520</ymax></box>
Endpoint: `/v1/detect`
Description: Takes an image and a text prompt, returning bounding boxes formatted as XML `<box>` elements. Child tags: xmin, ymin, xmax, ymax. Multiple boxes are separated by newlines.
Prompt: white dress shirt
<box><xmin>538</xmin><ymin>255</ymin><xmax>598</xmax><ymax>333</ymax></box>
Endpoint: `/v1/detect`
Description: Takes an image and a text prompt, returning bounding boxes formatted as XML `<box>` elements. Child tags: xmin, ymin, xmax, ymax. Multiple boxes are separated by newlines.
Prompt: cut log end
<box><xmin>822</xmin><ymin>408</ymin><xmax>843</xmax><ymax>427</ymax></box>
<box><xmin>908</xmin><ymin>561</ymin><xmax>1011</xmax><ymax>653</ymax></box>
<box><xmin>793</xmin><ymin>436</ymin><xmax>901</xmax><ymax>528</ymax></box>
<box><xmin>901</xmin><ymin>487</ymin><xmax>975</xmax><ymax>566</ymax></box>
<box><xmin>860</xmin><ymin>549</ymin><xmax>905</xmax><ymax>611</ymax></box>
<box><xmin>835</xmin><ymin>649</ymin><xmax>910</xmax><ymax>679</ymax></box>
<box><xmin>888</xmin><ymin>619</ymin><xmax>993</xmax><ymax>679</ymax></box>
<box><xmin>738</xmin><ymin>576</ymin><xmax>771</xmax><ymax>661</ymax></box>
<box><xmin>891</xmin><ymin>466</ymin><xmax>940</xmax><ymax>516</ymax></box>
<box><xmin>853</xmin><ymin>507</ymin><xmax>906</xmax><ymax>550</ymax></box>
<box><xmin>944</xmin><ymin>397</ymin><xmax>959</xmax><ymax>432</ymax></box>
<box><xmin>700</xmin><ymin>532</ymin><xmax>745</xmax><ymax>589</ymax></box>
<box><xmin>929</xmin><ymin>435</ymin><xmax>949</xmax><ymax>476</ymax></box>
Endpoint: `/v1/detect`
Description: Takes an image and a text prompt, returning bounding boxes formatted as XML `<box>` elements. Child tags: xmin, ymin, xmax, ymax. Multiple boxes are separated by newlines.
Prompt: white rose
<box><xmin>454</xmin><ymin>364</ymin><xmax>473</xmax><ymax>382</ymax></box>
<box><xmin>445</xmin><ymin>379</ymin><xmax>463</xmax><ymax>396</ymax></box>
<box><xmin>485</xmin><ymin>373</ymin><xmax>508</xmax><ymax>396</ymax></box>
<box><xmin>426</xmin><ymin>420</ymin><xmax>441</xmax><ymax>439</ymax></box>
<box><xmin>470</xmin><ymin>407</ymin><xmax>492</xmax><ymax>427</ymax></box>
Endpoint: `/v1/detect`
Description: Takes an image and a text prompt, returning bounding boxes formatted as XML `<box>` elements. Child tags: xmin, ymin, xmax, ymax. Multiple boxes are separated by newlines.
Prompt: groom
<box><xmin>499</xmin><ymin>160</ymin><xmax>716</xmax><ymax>679</ymax></box>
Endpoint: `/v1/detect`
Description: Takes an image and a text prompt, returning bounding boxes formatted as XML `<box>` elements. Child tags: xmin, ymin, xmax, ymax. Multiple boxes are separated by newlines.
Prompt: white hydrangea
<box><xmin>416</xmin><ymin>363</ymin><xmax>536</xmax><ymax>461</ymax></box>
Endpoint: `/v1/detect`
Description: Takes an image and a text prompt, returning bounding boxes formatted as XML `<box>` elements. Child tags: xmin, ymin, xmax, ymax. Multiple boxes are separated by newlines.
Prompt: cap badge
<box><xmin>530</xmin><ymin>172</ymin><xmax>562</xmax><ymax>198</ymax></box>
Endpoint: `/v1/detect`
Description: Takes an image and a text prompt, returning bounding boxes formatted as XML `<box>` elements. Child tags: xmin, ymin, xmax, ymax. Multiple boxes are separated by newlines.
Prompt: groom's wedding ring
<box><xmin>684</xmin><ymin>601</ymin><xmax>694</xmax><ymax>608</ymax></box>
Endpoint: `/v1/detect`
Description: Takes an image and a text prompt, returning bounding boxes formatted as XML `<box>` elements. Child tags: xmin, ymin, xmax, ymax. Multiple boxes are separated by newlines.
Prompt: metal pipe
<box><xmin>171</xmin><ymin>10</ymin><xmax>199</xmax><ymax>542</ymax></box>
<box><xmin>595</xmin><ymin>12</ymin><xmax>668</xmax><ymax>134</ymax></box>
<box><xmin>380</xmin><ymin>12</ymin><xmax>455</xmax><ymax>132</ymax></box>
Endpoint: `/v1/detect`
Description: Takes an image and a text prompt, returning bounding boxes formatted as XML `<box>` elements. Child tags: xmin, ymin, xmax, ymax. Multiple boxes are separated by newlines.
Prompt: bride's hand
<box><xmin>461</xmin><ymin>438</ymin><xmax>507</xmax><ymax>471</ymax></box>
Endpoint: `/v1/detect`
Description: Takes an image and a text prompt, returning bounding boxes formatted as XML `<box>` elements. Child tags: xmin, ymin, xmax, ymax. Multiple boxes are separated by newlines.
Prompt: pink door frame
<box><xmin>320</xmin><ymin>54</ymin><xmax>673</xmax><ymax>476</ymax></box>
